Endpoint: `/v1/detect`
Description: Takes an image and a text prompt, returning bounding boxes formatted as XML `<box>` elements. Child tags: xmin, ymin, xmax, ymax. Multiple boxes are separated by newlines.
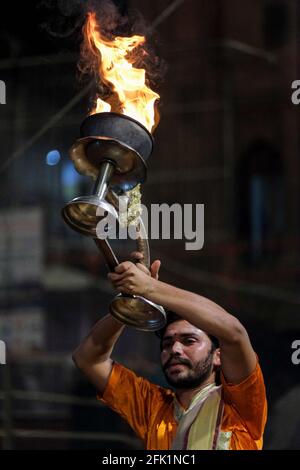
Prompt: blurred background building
<box><xmin>0</xmin><ymin>0</ymin><xmax>300</xmax><ymax>449</ymax></box>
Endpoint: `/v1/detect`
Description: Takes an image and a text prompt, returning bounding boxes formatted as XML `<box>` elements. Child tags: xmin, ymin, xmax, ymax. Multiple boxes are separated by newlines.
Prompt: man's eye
<box><xmin>184</xmin><ymin>338</ymin><xmax>196</xmax><ymax>345</ymax></box>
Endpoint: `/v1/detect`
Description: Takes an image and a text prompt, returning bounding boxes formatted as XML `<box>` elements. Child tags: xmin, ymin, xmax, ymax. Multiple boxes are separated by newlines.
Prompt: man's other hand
<box><xmin>130</xmin><ymin>251</ymin><xmax>161</xmax><ymax>280</ymax></box>
<box><xmin>107</xmin><ymin>260</ymin><xmax>158</xmax><ymax>297</ymax></box>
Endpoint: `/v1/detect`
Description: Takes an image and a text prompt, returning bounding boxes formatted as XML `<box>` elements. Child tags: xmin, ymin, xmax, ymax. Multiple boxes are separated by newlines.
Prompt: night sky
<box><xmin>0</xmin><ymin>1</ymin><xmax>129</xmax><ymax>59</ymax></box>
<box><xmin>0</xmin><ymin>1</ymin><xmax>81</xmax><ymax>59</ymax></box>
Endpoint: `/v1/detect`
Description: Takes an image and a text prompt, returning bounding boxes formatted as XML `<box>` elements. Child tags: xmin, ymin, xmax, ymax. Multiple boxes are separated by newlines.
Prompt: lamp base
<box><xmin>109</xmin><ymin>294</ymin><xmax>166</xmax><ymax>331</ymax></box>
<box><xmin>62</xmin><ymin>196</ymin><xmax>118</xmax><ymax>237</ymax></box>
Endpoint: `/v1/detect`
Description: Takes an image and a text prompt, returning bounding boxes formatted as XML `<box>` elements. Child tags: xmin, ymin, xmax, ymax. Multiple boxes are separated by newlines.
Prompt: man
<box><xmin>73</xmin><ymin>254</ymin><xmax>267</xmax><ymax>450</ymax></box>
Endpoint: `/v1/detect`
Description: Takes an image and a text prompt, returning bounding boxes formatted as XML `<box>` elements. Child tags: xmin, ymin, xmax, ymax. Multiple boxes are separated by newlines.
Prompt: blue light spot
<box><xmin>62</xmin><ymin>161</ymin><xmax>81</xmax><ymax>186</ymax></box>
<box><xmin>46</xmin><ymin>150</ymin><xmax>61</xmax><ymax>166</ymax></box>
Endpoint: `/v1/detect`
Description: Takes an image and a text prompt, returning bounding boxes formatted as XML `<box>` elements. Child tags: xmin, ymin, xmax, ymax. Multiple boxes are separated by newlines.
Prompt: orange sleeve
<box><xmin>221</xmin><ymin>359</ymin><xmax>268</xmax><ymax>440</ymax></box>
<box><xmin>97</xmin><ymin>362</ymin><xmax>162</xmax><ymax>442</ymax></box>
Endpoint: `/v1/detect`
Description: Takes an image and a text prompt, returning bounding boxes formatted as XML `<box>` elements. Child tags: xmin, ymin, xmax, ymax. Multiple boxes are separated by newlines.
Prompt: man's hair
<box><xmin>155</xmin><ymin>311</ymin><xmax>220</xmax><ymax>351</ymax></box>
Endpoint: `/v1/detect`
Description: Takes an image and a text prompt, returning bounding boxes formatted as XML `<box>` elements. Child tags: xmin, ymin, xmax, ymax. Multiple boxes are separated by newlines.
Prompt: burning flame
<box><xmin>84</xmin><ymin>12</ymin><xmax>160</xmax><ymax>133</ymax></box>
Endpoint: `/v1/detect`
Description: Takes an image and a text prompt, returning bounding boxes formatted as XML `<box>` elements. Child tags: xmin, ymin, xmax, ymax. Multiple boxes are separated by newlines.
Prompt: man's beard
<box><xmin>162</xmin><ymin>348</ymin><xmax>215</xmax><ymax>389</ymax></box>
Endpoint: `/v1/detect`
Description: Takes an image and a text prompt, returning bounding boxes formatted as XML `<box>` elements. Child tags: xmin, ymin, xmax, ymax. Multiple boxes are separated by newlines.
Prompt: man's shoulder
<box><xmin>221</xmin><ymin>359</ymin><xmax>265</xmax><ymax>394</ymax></box>
<box><xmin>220</xmin><ymin>360</ymin><xmax>267</xmax><ymax>441</ymax></box>
<box><xmin>113</xmin><ymin>362</ymin><xmax>174</xmax><ymax>400</ymax></box>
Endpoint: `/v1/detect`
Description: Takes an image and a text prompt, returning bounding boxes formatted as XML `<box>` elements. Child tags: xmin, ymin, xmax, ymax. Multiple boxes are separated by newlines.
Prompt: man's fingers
<box><xmin>114</xmin><ymin>261</ymin><xmax>133</xmax><ymax>273</ymax></box>
<box><xmin>107</xmin><ymin>271</ymin><xmax>130</xmax><ymax>282</ymax></box>
<box><xmin>130</xmin><ymin>251</ymin><xmax>144</xmax><ymax>263</ymax></box>
<box><xmin>151</xmin><ymin>260</ymin><xmax>161</xmax><ymax>280</ymax></box>
<box><xmin>115</xmin><ymin>282</ymin><xmax>132</xmax><ymax>292</ymax></box>
<box><xmin>108</xmin><ymin>277</ymin><xmax>128</xmax><ymax>289</ymax></box>
<box><xmin>135</xmin><ymin>262</ymin><xmax>150</xmax><ymax>276</ymax></box>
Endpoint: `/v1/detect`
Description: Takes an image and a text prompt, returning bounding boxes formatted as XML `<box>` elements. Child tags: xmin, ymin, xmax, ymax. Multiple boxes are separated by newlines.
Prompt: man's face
<box><xmin>160</xmin><ymin>320</ymin><xmax>219</xmax><ymax>389</ymax></box>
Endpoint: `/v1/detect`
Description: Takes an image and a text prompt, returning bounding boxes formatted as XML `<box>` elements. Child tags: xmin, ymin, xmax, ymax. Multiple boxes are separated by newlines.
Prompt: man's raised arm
<box><xmin>73</xmin><ymin>252</ymin><xmax>160</xmax><ymax>393</ymax></box>
<box><xmin>72</xmin><ymin>314</ymin><xmax>125</xmax><ymax>393</ymax></box>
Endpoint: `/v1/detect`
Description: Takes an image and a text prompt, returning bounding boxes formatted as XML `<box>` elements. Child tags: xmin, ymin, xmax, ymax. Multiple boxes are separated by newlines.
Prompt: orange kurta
<box><xmin>98</xmin><ymin>359</ymin><xmax>267</xmax><ymax>450</ymax></box>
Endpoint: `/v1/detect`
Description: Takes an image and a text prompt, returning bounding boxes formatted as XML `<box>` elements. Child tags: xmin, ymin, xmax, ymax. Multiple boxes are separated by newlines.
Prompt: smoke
<box><xmin>38</xmin><ymin>0</ymin><xmax>84</xmax><ymax>39</ymax></box>
<box><xmin>39</xmin><ymin>1</ymin><xmax>131</xmax><ymax>40</ymax></box>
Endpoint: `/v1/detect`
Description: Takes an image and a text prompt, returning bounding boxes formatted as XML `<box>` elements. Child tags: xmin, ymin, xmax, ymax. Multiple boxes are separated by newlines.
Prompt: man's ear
<box><xmin>213</xmin><ymin>348</ymin><xmax>221</xmax><ymax>368</ymax></box>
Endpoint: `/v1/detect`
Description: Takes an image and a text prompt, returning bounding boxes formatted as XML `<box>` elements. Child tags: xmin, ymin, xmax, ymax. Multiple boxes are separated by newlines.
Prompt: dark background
<box><xmin>0</xmin><ymin>0</ymin><xmax>300</xmax><ymax>450</ymax></box>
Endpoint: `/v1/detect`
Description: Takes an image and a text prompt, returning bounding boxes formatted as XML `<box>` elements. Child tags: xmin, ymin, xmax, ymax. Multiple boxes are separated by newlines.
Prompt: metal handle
<box><xmin>93</xmin><ymin>238</ymin><xmax>119</xmax><ymax>272</ymax></box>
<box><xmin>135</xmin><ymin>220</ymin><xmax>150</xmax><ymax>269</ymax></box>
<box><xmin>106</xmin><ymin>189</ymin><xmax>151</xmax><ymax>269</ymax></box>
<box><xmin>93</xmin><ymin>161</ymin><xmax>115</xmax><ymax>200</ymax></box>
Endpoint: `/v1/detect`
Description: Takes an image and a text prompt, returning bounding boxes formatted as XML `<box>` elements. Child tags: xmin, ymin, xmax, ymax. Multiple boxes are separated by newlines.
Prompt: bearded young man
<box><xmin>73</xmin><ymin>255</ymin><xmax>267</xmax><ymax>450</ymax></box>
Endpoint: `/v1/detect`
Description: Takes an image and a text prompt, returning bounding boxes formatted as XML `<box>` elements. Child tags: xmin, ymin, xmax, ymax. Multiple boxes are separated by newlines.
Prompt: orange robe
<box><xmin>98</xmin><ymin>359</ymin><xmax>267</xmax><ymax>450</ymax></box>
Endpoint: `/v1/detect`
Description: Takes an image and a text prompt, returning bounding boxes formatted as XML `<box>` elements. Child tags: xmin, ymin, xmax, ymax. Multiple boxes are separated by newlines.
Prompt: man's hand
<box><xmin>130</xmin><ymin>251</ymin><xmax>161</xmax><ymax>280</ymax></box>
<box><xmin>107</xmin><ymin>259</ymin><xmax>159</xmax><ymax>296</ymax></box>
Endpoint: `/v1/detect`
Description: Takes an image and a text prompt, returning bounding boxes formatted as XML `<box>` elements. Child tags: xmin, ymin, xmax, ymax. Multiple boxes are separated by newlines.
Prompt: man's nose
<box><xmin>171</xmin><ymin>340</ymin><xmax>184</xmax><ymax>355</ymax></box>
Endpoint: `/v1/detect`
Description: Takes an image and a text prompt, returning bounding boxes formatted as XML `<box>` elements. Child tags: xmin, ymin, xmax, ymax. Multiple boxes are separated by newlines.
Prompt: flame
<box><xmin>84</xmin><ymin>12</ymin><xmax>159</xmax><ymax>133</ymax></box>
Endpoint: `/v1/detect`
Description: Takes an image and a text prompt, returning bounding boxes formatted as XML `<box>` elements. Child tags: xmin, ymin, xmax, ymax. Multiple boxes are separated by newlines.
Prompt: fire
<box><xmin>84</xmin><ymin>12</ymin><xmax>160</xmax><ymax>133</ymax></box>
